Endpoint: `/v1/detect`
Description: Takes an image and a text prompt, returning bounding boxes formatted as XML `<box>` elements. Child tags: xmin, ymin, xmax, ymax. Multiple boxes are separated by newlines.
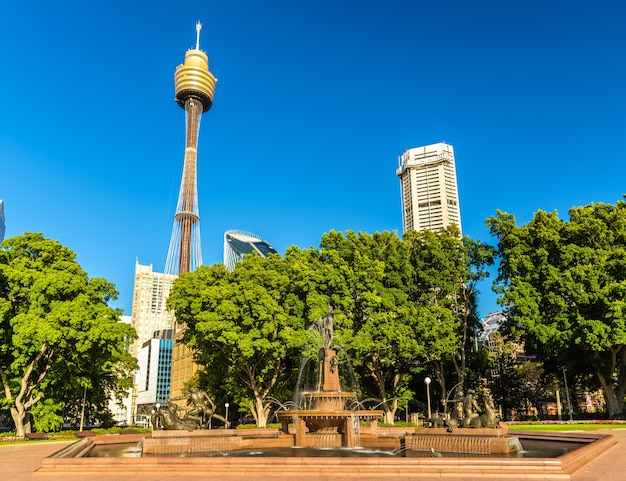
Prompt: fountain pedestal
<box><xmin>278</xmin><ymin>349</ymin><xmax>382</xmax><ymax>448</ymax></box>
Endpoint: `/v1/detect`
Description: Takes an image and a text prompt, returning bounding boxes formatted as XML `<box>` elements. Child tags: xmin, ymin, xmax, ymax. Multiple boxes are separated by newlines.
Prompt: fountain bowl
<box><xmin>37</xmin><ymin>428</ymin><xmax>615</xmax><ymax>480</ymax></box>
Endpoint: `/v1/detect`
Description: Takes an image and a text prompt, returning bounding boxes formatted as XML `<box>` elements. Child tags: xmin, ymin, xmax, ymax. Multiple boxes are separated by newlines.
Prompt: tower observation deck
<box><xmin>165</xmin><ymin>22</ymin><xmax>217</xmax><ymax>276</ymax></box>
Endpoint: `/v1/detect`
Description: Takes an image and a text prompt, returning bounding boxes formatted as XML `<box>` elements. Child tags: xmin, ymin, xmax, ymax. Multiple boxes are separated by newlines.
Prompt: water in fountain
<box><xmin>277</xmin><ymin>308</ymin><xmax>383</xmax><ymax>448</ymax></box>
<box><xmin>292</xmin><ymin>309</ymin><xmax>360</xmax><ymax>410</ymax></box>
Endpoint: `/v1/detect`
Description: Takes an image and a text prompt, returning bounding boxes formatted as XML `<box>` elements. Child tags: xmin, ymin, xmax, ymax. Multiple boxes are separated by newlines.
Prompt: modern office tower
<box><xmin>129</xmin><ymin>262</ymin><xmax>177</xmax><ymax>358</ymax></box>
<box><xmin>396</xmin><ymin>142</ymin><xmax>462</xmax><ymax>235</ymax></box>
<box><xmin>164</xmin><ymin>22</ymin><xmax>217</xmax><ymax>276</ymax></box>
<box><xmin>223</xmin><ymin>230</ymin><xmax>278</xmax><ymax>271</ymax></box>
<box><xmin>0</xmin><ymin>199</ymin><xmax>5</xmax><ymax>241</ymax></box>
<box><xmin>135</xmin><ymin>329</ymin><xmax>175</xmax><ymax>414</ymax></box>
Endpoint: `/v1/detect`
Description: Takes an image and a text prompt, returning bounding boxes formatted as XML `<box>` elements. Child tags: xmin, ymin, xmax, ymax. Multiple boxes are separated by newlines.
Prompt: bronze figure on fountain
<box><xmin>424</xmin><ymin>381</ymin><xmax>499</xmax><ymax>430</ymax></box>
<box><xmin>151</xmin><ymin>388</ymin><xmax>230</xmax><ymax>430</ymax></box>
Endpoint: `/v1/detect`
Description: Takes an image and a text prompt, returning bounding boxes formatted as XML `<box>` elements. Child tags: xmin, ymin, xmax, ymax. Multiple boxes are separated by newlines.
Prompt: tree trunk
<box><xmin>432</xmin><ymin>360</ymin><xmax>447</xmax><ymax>413</ymax></box>
<box><xmin>596</xmin><ymin>369</ymin><xmax>625</xmax><ymax>418</ymax></box>
<box><xmin>382</xmin><ymin>397</ymin><xmax>398</xmax><ymax>424</ymax></box>
<box><xmin>603</xmin><ymin>388</ymin><xmax>623</xmax><ymax>418</ymax></box>
<box><xmin>383</xmin><ymin>409</ymin><xmax>395</xmax><ymax>424</ymax></box>
<box><xmin>251</xmin><ymin>396</ymin><xmax>270</xmax><ymax>427</ymax></box>
<box><xmin>10</xmin><ymin>405</ymin><xmax>29</xmax><ymax>437</ymax></box>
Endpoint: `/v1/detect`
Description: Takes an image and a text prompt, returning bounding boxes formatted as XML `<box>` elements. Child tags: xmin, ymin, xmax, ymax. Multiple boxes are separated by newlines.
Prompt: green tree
<box><xmin>487</xmin><ymin>331</ymin><xmax>522</xmax><ymax>419</ymax></box>
<box><xmin>318</xmin><ymin>231</ymin><xmax>423</xmax><ymax>423</ymax></box>
<box><xmin>167</xmin><ymin>254</ymin><xmax>308</xmax><ymax>427</ymax></box>
<box><xmin>0</xmin><ymin>233</ymin><xmax>137</xmax><ymax>436</ymax></box>
<box><xmin>487</xmin><ymin>202</ymin><xmax>626</xmax><ymax>417</ymax></box>
<box><xmin>405</xmin><ymin>227</ymin><xmax>495</xmax><ymax>402</ymax></box>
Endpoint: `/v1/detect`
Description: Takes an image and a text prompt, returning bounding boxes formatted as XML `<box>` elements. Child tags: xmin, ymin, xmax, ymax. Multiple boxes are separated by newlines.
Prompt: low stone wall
<box><xmin>414</xmin><ymin>426</ymin><xmax>510</xmax><ymax>436</ymax></box>
<box><xmin>144</xmin><ymin>429</ymin><xmax>293</xmax><ymax>455</ymax></box>
<box><xmin>407</xmin><ymin>433</ymin><xmax>522</xmax><ymax>454</ymax></box>
<box><xmin>358</xmin><ymin>433</ymin><xmax>401</xmax><ymax>450</ymax></box>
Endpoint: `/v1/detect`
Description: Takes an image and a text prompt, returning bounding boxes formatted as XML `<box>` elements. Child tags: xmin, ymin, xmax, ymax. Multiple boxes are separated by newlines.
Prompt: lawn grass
<box><xmin>509</xmin><ymin>423</ymin><xmax>626</xmax><ymax>432</ymax></box>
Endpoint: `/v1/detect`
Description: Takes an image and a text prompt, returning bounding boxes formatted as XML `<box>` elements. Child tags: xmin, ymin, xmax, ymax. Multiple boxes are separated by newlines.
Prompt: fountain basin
<box><xmin>37</xmin><ymin>430</ymin><xmax>615</xmax><ymax>480</ymax></box>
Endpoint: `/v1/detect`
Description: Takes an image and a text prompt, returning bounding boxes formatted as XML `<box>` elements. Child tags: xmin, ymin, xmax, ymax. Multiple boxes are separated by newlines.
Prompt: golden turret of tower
<box><xmin>174</xmin><ymin>22</ymin><xmax>217</xmax><ymax>112</ymax></box>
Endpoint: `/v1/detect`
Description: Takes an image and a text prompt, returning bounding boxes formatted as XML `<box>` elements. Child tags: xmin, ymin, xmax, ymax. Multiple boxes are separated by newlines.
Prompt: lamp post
<box><xmin>225</xmin><ymin>403</ymin><xmax>230</xmax><ymax>426</ymax></box>
<box><xmin>562</xmin><ymin>368</ymin><xmax>574</xmax><ymax>422</ymax></box>
<box><xmin>424</xmin><ymin>377</ymin><xmax>432</xmax><ymax>419</ymax></box>
<box><xmin>79</xmin><ymin>385</ymin><xmax>87</xmax><ymax>432</ymax></box>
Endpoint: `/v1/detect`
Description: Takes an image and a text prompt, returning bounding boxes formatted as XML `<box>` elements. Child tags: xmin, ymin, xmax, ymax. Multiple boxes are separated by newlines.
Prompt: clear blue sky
<box><xmin>1</xmin><ymin>1</ymin><xmax>624</xmax><ymax>318</ymax></box>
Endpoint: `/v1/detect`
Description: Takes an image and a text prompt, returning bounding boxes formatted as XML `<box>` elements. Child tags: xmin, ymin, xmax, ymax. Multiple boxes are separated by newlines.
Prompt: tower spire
<box><xmin>195</xmin><ymin>21</ymin><xmax>202</xmax><ymax>50</ymax></box>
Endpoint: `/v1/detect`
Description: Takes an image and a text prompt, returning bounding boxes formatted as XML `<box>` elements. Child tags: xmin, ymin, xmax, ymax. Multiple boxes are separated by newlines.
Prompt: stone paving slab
<box><xmin>0</xmin><ymin>429</ymin><xmax>624</xmax><ymax>481</ymax></box>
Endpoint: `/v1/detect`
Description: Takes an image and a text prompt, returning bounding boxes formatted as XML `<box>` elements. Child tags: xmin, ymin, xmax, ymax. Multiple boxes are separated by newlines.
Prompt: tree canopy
<box><xmin>487</xmin><ymin>201</ymin><xmax>626</xmax><ymax>417</ymax></box>
<box><xmin>404</xmin><ymin>226</ymin><xmax>495</xmax><ymax>405</ymax></box>
<box><xmin>167</xmin><ymin>254</ymin><xmax>308</xmax><ymax>427</ymax></box>
<box><xmin>0</xmin><ymin>233</ymin><xmax>137</xmax><ymax>436</ymax></box>
<box><xmin>318</xmin><ymin>230</ymin><xmax>424</xmax><ymax>422</ymax></box>
<box><xmin>168</xmin><ymin>229</ymin><xmax>495</xmax><ymax>424</ymax></box>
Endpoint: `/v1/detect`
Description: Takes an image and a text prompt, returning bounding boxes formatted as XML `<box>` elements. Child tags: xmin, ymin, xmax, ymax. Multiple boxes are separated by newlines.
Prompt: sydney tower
<box><xmin>165</xmin><ymin>22</ymin><xmax>217</xmax><ymax>276</ymax></box>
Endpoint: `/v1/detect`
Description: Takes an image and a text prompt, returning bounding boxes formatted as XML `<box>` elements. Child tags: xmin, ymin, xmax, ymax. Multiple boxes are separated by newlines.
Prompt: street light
<box><xmin>225</xmin><ymin>403</ymin><xmax>230</xmax><ymax>426</ymax></box>
<box><xmin>424</xmin><ymin>377</ymin><xmax>432</xmax><ymax>419</ymax></box>
<box><xmin>562</xmin><ymin>368</ymin><xmax>574</xmax><ymax>422</ymax></box>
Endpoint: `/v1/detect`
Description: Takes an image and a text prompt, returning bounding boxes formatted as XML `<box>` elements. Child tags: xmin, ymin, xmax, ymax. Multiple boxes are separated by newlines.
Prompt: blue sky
<box><xmin>1</xmin><ymin>1</ymin><xmax>624</xmax><ymax>318</ymax></box>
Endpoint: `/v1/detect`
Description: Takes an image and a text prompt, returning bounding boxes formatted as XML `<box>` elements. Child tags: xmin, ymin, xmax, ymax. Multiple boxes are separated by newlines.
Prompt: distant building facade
<box><xmin>479</xmin><ymin>311</ymin><xmax>506</xmax><ymax>346</ymax></box>
<box><xmin>108</xmin><ymin>315</ymin><xmax>134</xmax><ymax>425</ymax></box>
<box><xmin>135</xmin><ymin>329</ymin><xmax>175</xmax><ymax>413</ymax></box>
<box><xmin>0</xmin><ymin>200</ymin><xmax>5</xmax><ymax>241</ymax></box>
<box><xmin>130</xmin><ymin>262</ymin><xmax>177</xmax><ymax>358</ymax></box>
<box><xmin>396</xmin><ymin>142</ymin><xmax>462</xmax><ymax>234</ymax></box>
<box><xmin>223</xmin><ymin>230</ymin><xmax>277</xmax><ymax>271</ymax></box>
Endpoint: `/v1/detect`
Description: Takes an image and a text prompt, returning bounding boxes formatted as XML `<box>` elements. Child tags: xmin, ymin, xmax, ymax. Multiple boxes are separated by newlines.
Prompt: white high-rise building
<box><xmin>130</xmin><ymin>261</ymin><xmax>177</xmax><ymax>358</ymax></box>
<box><xmin>396</xmin><ymin>142</ymin><xmax>462</xmax><ymax>234</ymax></box>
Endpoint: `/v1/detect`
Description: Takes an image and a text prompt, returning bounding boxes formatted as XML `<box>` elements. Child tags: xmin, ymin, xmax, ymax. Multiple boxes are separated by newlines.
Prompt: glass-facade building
<box><xmin>223</xmin><ymin>230</ymin><xmax>277</xmax><ymax>271</ymax></box>
<box><xmin>135</xmin><ymin>329</ymin><xmax>174</xmax><ymax>411</ymax></box>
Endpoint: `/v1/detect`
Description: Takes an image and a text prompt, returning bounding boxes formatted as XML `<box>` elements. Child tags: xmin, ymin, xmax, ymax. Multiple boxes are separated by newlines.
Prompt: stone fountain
<box><xmin>278</xmin><ymin>308</ymin><xmax>382</xmax><ymax>447</ymax></box>
<box><xmin>277</xmin><ymin>345</ymin><xmax>382</xmax><ymax>447</ymax></box>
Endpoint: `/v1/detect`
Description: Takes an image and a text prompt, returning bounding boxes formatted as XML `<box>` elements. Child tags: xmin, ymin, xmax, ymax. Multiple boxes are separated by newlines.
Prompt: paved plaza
<box><xmin>1</xmin><ymin>428</ymin><xmax>625</xmax><ymax>481</ymax></box>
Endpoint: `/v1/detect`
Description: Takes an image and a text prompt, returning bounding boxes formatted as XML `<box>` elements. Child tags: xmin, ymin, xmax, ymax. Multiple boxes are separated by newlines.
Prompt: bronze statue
<box><xmin>151</xmin><ymin>401</ymin><xmax>198</xmax><ymax>431</ymax></box>
<box><xmin>424</xmin><ymin>381</ymin><xmax>499</xmax><ymax>430</ymax></box>
<box><xmin>185</xmin><ymin>387</ymin><xmax>231</xmax><ymax>428</ymax></box>
<box><xmin>461</xmin><ymin>390</ymin><xmax>482</xmax><ymax>427</ymax></box>
<box><xmin>467</xmin><ymin>385</ymin><xmax>499</xmax><ymax>428</ymax></box>
<box><xmin>152</xmin><ymin>388</ymin><xmax>231</xmax><ymax>430</ymax></box>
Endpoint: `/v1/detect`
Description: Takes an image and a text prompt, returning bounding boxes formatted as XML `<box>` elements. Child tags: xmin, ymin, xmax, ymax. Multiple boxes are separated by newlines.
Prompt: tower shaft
<box><xmin>173</xmin><ymin>98</ymin><xmax>202</xmax><ymax>275</ymax></box>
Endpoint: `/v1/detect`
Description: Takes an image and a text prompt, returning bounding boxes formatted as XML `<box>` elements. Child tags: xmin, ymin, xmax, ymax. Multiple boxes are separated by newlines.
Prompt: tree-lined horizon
<box><xmin>2</xmin><ymin>198</ymin><xmax>624</xmax><ymax>434</ymax></box>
